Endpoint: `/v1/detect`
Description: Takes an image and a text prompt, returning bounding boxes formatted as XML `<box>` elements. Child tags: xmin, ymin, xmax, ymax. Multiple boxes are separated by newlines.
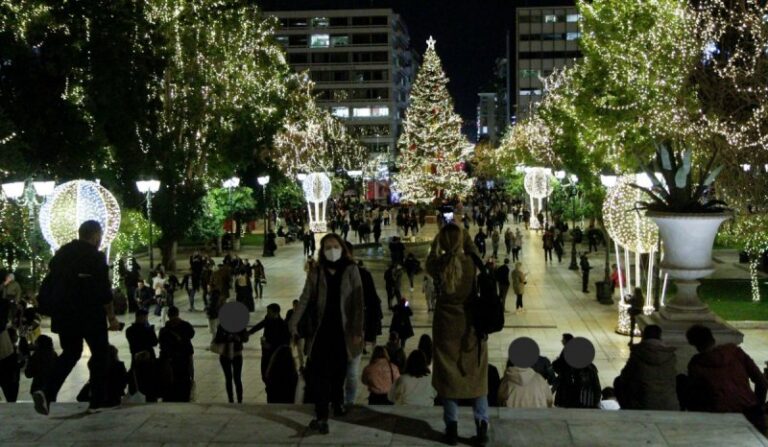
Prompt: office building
<box><xmin>515</xmin><ymin>5</ymin><xmax>582</xmax><ymax>121</ymax></box>
<box><xmin>269</xmin><ymin>9</ymin><xmax>415</xmax><ymax>170</ymax></box>
<box><xmin>476</xmin><ymin>92</ymin><xmax>501</xmax><ymax>146</ymax></box>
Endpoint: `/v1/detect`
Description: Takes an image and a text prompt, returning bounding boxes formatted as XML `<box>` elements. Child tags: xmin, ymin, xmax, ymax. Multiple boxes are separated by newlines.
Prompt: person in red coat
<box><xmin>685</xmin><ymin>324</ymin><xmax>768</xmax><ymax>433</ymax></box>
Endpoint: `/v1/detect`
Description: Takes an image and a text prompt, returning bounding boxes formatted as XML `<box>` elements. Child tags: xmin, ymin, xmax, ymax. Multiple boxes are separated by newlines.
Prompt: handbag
<box><xmin>297</xmin><ymin>272</ymin><xmax>321</xmax><ymax>339</ymax></box>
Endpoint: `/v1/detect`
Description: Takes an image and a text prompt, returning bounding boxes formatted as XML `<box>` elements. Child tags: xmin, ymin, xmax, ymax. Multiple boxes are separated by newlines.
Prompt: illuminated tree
<box><xmin>141</xmin><ymin>0</ymin><xmax>303</xmax><ymax>269</ymax></box>
<box><xmin>394</xmin><ymin>37</ymin><xmax>472</xmax><ymax>202</ymax></box>
<box><xmin>274</xmin><ymin>78</ymin><xmax>368</xmax><ymax>177</ymax></box>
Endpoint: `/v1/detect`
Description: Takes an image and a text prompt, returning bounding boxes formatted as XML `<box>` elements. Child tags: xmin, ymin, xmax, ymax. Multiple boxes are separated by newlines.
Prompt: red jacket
<box><xmin>687</xmin><ymin>344</ymin><xmax>766</xmax><ymax>413</ymax></box>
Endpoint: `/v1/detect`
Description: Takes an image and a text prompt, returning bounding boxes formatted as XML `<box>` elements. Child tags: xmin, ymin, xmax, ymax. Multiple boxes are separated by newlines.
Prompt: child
<box><xmin>24</xmin><ymin>335</ymin><xmax>58</xmax><ymax>395</ymax></box>
<box><xmin>599</xmin><ymin>386</ymin><xmax>621</xmax><ymax>410</ymax></box>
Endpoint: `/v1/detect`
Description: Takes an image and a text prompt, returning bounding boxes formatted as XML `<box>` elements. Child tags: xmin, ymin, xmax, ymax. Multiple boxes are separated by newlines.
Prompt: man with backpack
<box><xmin>33</xmin><ymin>220</ymin><xmax>122</xmax><ymax>415</ymax></box>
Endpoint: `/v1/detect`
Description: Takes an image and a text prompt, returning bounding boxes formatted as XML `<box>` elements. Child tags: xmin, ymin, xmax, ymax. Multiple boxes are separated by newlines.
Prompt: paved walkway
<box><xmin>8</xmin><ymin>220</ymin><xmax>768</xmax><ymax>405</ymax></box>
<box><xmin>2</xmin><ymin>403</ymin><xmax>766</xmax><ymax>446</ymax></box>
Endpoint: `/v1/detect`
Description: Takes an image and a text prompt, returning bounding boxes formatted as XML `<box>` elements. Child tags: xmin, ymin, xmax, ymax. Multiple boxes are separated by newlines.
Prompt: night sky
<box><xmin>257</xmin><ymin>0</ymin><xmax>574</xmax><ymax>136</ymax></box>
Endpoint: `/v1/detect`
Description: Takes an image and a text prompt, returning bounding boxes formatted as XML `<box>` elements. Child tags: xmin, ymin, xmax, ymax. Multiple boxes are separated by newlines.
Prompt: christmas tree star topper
<box><xmin>426</xmin><ymin>36</ymin><xmax>436</xmax><ymax>50</ymax></box>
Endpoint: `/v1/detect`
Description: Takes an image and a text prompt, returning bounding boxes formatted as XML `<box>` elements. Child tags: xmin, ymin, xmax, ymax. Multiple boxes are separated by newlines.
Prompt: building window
<box><xmin>353</xmin><ymin>107</ymin><xmax>371</xmax><ymax>117</ymax></box>
<box><xmin>311</xmin><ymin>34</ymin><xmax>330</xmax><ymax>48</ymax></box>
<box><xmin>544</xmin><ymin>14</ymin><xmax>558</xmax><ymax>23</ymax></box>
<box><xmin>372</xmin><ymin>106</ymin><xmax>389</xmax><ymax>117</ymax></box>
<box><xmin>330</xmin><ymin>17</ymin><xmax>348</xmax><ymax>27</ymax></box>
<box><xmin>288</xmin><ymin>18</ymin><xmax>307</xmax><ymax>28</ymax></box>
<box><xmin>567</xmin><ymin>14</ymin><xmax>581</xmax><ymax>23</ymax></box>
<box><xmin>331</xmin><ymin>107</ymin><xmax>349</xmax><ymax>118</ymax></box>
<box><xmin>289</xmin><ymin>35</ymin><xmax>308</xmax><ymax>47</ymax></box>
<box><xmin>330</xmin><ymin>35</ymin><xmax>349</xmax><ymax>47</ymax></box>
<box><xmin>275</xmin><ymin>35</ymin><xmax>288</xmax><ymax>46</ymax></box>
<box><xmin>520</xmin><ymin>69</ymin><xmax>540</xmax><ymax>79</ymax></box>
<box><xmin>566</xmin><ymin>32</ymin><xmax>581</xmax><ymax>41</ymax></box>
<box><xmin>288</xmin><ymin>53</ymin><xmax>308</xmax><ymax>64</ymax></box>
<box><xmin>311</xmin><ymin>17</ymin><xmax>329</xmax><ymax>28</ymax></box>
<box><xmin>519</xmin><ymin>89</ymin><xmax>542</xmax><ymax>96</ymax></box>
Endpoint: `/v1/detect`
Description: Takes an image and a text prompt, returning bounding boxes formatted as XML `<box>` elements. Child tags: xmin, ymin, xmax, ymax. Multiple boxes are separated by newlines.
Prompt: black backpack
<box><xmin>467</xmin><ymin>256</ymin><xmax>505</xmax><ymax>339</ymax></box>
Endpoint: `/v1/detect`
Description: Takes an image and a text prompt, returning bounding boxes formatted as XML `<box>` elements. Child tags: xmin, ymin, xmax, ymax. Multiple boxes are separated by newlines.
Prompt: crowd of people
<box><xmin>0</xmin><ymin>195</ymin><xmax>765</xmax><ymax>446</ymax></box>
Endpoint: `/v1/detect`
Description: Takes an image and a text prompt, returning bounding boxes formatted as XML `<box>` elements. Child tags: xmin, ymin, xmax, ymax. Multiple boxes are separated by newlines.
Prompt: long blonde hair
<box><xmin>436</xmin><ymin>224</ymin><xmax>464</xmax><ymax>294</ymax></box>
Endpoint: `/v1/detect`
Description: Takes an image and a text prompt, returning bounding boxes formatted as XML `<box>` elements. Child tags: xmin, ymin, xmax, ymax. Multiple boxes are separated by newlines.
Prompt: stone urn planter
<box><xmin>646</xmin><ymin>211</ymin><xmax>732</xmax><ymax>321</ymax></box>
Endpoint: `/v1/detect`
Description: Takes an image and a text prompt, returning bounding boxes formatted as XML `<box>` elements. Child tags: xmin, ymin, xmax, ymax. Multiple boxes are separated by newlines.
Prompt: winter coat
<box><xmin>498</xmin><ymin>366</ymin><xmax>553</xmax><ymax>408</ymax></box>
<box><xmin>362</xmin><ymin>357</ymin><xmax>400</xmax><ymax>395</ymax></box>
<box><xmin>511</xmin><ymin>269</ymin><xmax>526</xmax><ymax>295</ymax></box>
<box><xmin>687</xmin><ymin>344</ymin><xmax>766</xmax><ymax>413</ymax></box>
<box><xmin>426</xmin><ymin>232</ymin><xmax>487</xmax><ymax>400</ymax></box>
<box><xmin>617</xmin><ymin>339</ymin><xmax>678</xmax><ymax>410</ymax></box>
<box><xmin>390</xmin><ymin>303</ymin><xmax>414</xmax><ymax>341</ymax></box>
<box><xmin>288</xmin><ymin>263</ymin><xmax>364</xmax><ymax>362</ymax></box>
<box><xmin>388</xmin><ymin>374</ymin><xmax>437</xmax><ymax>406</ymax></box>
<box><xmin>360</xmin><ymin>267</ymin><xmax>383</xmax><ymax>341</ymax></box>
<box><xmin>553</xmin><ymin>355</ymin><xmax>601</xmax><ymax>408</ymax></box>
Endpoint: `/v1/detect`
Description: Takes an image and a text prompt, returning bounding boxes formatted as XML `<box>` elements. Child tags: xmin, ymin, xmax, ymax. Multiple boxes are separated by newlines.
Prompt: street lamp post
<box><xmin>136</xmin><ymin>180</ymin><xmax>161</xmax><ymax>270</ymax></box>
<box><xmin>222</xmin><ymin>177</ymin><xmax>240</xmax><ymax>249</ymax></box>
<box><xmin>556</xmin><ymin>171</ymin><xmax>581</xmax><ymax>271</ymax></box>
<box><xmin>257</xmin><ymin>175</ymin><xmax>271</xmax><ymax>257</ymax></box>
<box><xmin>2</xmin><ymin>180</ymin><xmax>55</xmax><ymax>291</ymax></box>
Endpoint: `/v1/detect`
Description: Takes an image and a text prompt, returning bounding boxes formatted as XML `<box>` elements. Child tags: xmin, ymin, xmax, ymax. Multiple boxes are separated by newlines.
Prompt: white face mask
<box><xmin>324</xmin><ymin>248</ymin><xmax>342</xmax><ymax>262</ymax></box>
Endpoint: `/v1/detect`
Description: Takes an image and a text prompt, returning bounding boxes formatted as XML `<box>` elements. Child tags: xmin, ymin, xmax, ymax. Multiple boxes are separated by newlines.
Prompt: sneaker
<box><xmin>32</xmin><ymin>391</ymin><xmax>49</xmax><ymax>416</ymax></box>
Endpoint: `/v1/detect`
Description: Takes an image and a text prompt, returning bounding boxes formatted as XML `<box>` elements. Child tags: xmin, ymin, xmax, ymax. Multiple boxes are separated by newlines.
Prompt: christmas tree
<box><xmin>394</xmin><ymin>37</ymin><xmax>472</xmax><ymax>203</ymax></box>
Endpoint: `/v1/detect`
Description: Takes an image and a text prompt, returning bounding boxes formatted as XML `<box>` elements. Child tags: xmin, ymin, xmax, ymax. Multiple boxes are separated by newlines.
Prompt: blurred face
<box><xmin>87</xmin><ymin>231</ymin><xmax>103</xmax><ymax>248</ymax></box>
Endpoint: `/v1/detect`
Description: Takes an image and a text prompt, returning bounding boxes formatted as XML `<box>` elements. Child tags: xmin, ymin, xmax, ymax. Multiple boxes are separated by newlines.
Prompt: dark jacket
<box><xmin>47</xmin><ymin>240</ymin><xmax>113</xmax><ymax>334</ymax></box>
<box><xmin>249</xmin><ymin>317</ymin><xmax>290</xmax><ymax>351</ymax></box>
<box><xmin>126</xmin><ymin>322</ymin><xmax>159</xmax><ymax>358</ymax></box>
<box><xmin>553</xmin><ymin>355</ymin><xmax>601</xmax><ymax>408</ymax></box>
<box><xmin>360</xmin><ymin>267</ymin><xmax>383</xmax><ymax>340</ymax></box>
<box><xmin>159</xmin><ymin>318</ymin><xmax>195</xmax><ymax>359</ymax></box>
<box><xmin>687</xmin><ymin>344</ymin><xmax>766</xmax><ymax>413</ymax></box>
<box><xmin>24</xmin><ymin>349</ymin><xmax>58</xmax><ymax>393</ymax></box>
<box><xmin>390</xmin><ymin>302</ymin><xmax>414</xmax><ymax>341</ymax></box>
<box><xmin>617</xmin><ymin>339</ymin><xmax>678</xmax><ymax>410</ymax></box>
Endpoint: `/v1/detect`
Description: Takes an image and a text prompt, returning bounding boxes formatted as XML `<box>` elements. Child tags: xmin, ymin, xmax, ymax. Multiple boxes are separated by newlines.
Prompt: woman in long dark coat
<box><xmin>426</xmin><ymin>224</ymin><xmax>489</xmax><ymax>446</ymax></box>
<box><xmin>288</xmin><ymin>233</ymin><xmax>364</xmax><ymax>435</ymax></box>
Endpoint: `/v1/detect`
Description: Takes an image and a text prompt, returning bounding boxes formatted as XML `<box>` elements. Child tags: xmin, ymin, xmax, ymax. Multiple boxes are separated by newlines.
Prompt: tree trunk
<box><xmin>216</xmin><ymin>235</ymin><xmax>223</xmax><ymax>256</ymax></box>
<box><xmin>160</xmin><ymin>239</ymin><xmax>178</xmax><ymax>272</ymax></box>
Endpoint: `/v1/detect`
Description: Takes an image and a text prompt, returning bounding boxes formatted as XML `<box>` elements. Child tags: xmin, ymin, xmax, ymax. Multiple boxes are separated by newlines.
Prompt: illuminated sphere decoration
<box><xmin>523</xmin><ymin>167</ymin><xmax>554</xmax><ymax>199</ymax></box>
<box><xmin>602</xmin><ymin>175</ymin><xmax>658</xmax><ymax>254</ymax></box>
<box><xmin>39</xmin><ymin>180</ymin><xmax>121</xmax><ymax>252</ymax></box>
<box><xmin>302</xmin><ymin>172</ymin><xmax>332</xmax><ymax>204</ymax></box>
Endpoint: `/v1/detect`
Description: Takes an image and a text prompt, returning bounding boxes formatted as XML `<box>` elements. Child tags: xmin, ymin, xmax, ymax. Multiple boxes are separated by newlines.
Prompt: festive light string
<box><xmin>39</xmin><ymin>180</ymin><xmax>121</xmax><ymax>253</ymax></box>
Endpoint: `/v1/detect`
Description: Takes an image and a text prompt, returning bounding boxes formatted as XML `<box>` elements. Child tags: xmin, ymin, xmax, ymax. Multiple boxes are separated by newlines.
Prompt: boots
<box><xmin>445</xmin><ymin>421</ymin><xmax>458</xmax><ymax>446</ymax></box>
<box><xmin>474</xmin><ymin>419</ymin><xmax>489</xmax><ymax>446</ymax></box>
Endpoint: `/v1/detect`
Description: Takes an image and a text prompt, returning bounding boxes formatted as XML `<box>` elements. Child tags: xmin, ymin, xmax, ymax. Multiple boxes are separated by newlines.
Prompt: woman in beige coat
<box><xmin>288</xmin><ymin>233</ymin><xmax>364</xmax><ymax>435</ymax></box>
<box><xmin>426</xmin><ymin>224</ymin><xmax>489</xmax><ymax>446</ymax></box>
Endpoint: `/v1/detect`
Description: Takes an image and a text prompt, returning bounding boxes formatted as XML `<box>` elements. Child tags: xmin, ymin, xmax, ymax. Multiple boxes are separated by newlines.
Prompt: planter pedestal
<box><xmin>637</xmin><ymin>211</ymin><xmax>743</xmax><ymax>373</ymax></box>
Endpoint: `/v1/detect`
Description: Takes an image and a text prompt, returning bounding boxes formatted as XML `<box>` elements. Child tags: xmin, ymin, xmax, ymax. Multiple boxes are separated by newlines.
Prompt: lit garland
<box><xmin>302</xmin><ymin>172</ymin><xmax>333</xmax><ymax>233</ymax></box>
<box><xmin>523</xmin><ymin>168</ymin><xmax>554</xmax><ymax>200</ymax></box>
<box><xmin>394</xmin><ymin>37</ymin><xmax>473</xmax><ymax>203</ymax></box>
<box><xmin>39</xmin><ymin>180</ymin><xmax>121</xmax><ymax>253</ymax></box>
<box><xmin>602</xmin><ymin>176</ymin><xmax>658</xmax><ymax>254</ymax></box>
<box><xmin>302</xmin><ymin>173</ymin><xmax>332</xmax><ymax>204</ymax></box>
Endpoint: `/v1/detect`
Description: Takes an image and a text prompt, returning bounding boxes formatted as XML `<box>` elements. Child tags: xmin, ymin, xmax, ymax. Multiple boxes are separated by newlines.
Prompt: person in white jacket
<box><xmin>388</xmin><ymin>350</ymin><xmax>437</xmax><ymax>406</ymax></box>
<box><xmin>498</xmin><ymin>361</ymin><xmax>554</xmax><ymax>408</ymax></box>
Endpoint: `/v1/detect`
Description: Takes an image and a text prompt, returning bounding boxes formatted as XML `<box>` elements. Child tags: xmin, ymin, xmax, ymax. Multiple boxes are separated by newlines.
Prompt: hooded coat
<box><xmin>426</xmin><ymin>230</ymin><xmax>487</xmax><ymax>400</ymax></box>
<box><xmin>498</xmin><ymin>366</ymin><xmax>553</xmax><ymax>408</ymax></box>
<box><xmin>617</xmin><ymin>339</ymin><xmax>678</xmax><ymax>410</ymax></box>
<box><xmin>687</xmin><ymin>344</ymin><xmax>765</xmax><ymax>413</ymax></box>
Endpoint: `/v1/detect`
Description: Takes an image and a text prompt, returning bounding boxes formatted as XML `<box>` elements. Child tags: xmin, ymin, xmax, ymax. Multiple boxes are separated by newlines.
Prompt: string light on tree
<box><xmin>39</xmin><ymin>180</ymin><xmax>121</xmax><ymax>254</ymax></box>
<box><xmin>523</xmin><ymin>167</ymin><xmax>554</xmax><ymax>229</ymax></box>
